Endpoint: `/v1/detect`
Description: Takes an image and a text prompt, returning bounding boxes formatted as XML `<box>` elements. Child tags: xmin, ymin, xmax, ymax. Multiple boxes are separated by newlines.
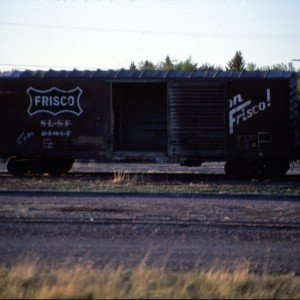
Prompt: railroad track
<box><xmin>1</xmin><ymin>214</ymin><xmax>300</xmax><ymax>232</ymax></box>
<box><xmin>1</xmin><ymin>191</ymin><xmax>299</xmax><ymax>275</ymax></box>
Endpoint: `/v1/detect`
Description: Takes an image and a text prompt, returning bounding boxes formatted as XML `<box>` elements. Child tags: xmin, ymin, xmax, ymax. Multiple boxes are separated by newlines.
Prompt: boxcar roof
<box><xmin>0</xmin><ymin>69</ymin><xmax>297</xmax><ymax>79</ymax></box>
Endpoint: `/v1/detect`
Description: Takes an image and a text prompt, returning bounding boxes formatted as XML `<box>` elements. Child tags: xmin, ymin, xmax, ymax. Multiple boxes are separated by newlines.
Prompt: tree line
<box><xmin>129</xmin><ymin>51</ymin><xmax>300</xmax><ymax>74</ymax></box>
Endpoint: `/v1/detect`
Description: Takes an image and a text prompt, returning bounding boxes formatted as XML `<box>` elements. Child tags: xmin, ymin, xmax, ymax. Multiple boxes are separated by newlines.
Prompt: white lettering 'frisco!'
<box><xmin>229</xmin><ymin>88</ymin><xmax>271</xmax><ymax>135</ymax></box>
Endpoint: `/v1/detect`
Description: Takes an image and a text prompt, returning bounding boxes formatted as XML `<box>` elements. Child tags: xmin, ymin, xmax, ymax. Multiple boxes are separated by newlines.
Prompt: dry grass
<box><xmin>111</xmin><ymin>172</ymin><xmax>139</xmax><ymax>185</ymax></box>
<box><xmin>0</xmin><ymin>260</ymin><xmax>299</xmax><ymax>299</ymax></box>
<box><xmin>1</xmin><ymin>173</ymin><xmax>300</xmax><ymax>196</ymax></box>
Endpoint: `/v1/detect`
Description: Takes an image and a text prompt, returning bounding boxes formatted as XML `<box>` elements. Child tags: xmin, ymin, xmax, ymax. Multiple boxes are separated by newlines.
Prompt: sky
<box><xmin>1</xmin><ymin>0</ymin><xmax>300</xmax><ymax>71</ymax></box>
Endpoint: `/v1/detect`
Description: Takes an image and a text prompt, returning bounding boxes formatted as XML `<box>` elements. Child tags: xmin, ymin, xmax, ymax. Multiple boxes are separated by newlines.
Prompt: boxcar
<box><xmin>0</xmin><ymin>69</ymin><xmax>298</xmax><ymax>177</ymax></box>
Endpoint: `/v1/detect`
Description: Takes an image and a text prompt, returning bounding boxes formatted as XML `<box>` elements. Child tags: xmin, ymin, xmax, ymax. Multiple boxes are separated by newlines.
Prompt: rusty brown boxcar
<box><xmin>0</xmin><ymin>69</ymin><xmax>298</xmax><ymax>177</ymax></box>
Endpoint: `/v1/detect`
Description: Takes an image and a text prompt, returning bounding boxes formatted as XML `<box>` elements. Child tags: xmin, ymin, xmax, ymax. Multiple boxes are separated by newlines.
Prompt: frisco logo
<box><xmin>228</xmin><ymin>88</ymin><xmax>271</xmax><ymax>135</ymax></box>
<box><xmin>27</xmin><ymin>87</ymin><xmax>83</xmax><ymax>116</ymax></box>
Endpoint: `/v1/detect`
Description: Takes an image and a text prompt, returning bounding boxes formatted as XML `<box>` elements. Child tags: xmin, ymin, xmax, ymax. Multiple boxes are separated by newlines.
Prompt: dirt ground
<box><xmin>0</xmin><ymin>191</ymin><xmax>299</xmax><ymax>274</ymax></box>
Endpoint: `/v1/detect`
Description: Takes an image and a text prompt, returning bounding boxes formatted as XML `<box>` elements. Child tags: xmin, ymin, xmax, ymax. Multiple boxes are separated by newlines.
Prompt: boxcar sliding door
<box><xmin>168</xmin><ymin>81</ymin><xmax>227</xmax><ymax>159</ymax></box>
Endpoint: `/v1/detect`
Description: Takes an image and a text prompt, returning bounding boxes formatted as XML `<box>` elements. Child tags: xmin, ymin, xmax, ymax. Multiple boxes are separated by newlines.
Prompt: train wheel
<box><xmin>247</xmin><ymin>161</ymin><xmax>265</xmax><ymax>178</ymax></box>
<box><xmin>224</xmin><ymin>159</ymin><xmax>248</xmax><ymax>178</ymax></box>
<box><xmin>6</xmin><ymin>156</ymin><xmax>28</xmax><ymax>176</ymax></box>
<box><xmin>265</xmin><ymin>159</ymin><xmax>290</xmax><ymax>178</ymax></box>
<box><xmin>277</xmin><ymin>160</ymin><xmax>290</xmax><ymax>176</ymax></box>
<box><xmin>6</xmin><ymin>157</ymin><xmax>74</xmax><ymax>176</ymax></box>
<box><xmin>44</xmin><ymin>159</ymin><xmax>74</xmax><ymax>176</ymax></box>
<box><xmin>247</xmin><ymin>159</ymin><xmax>290</xmax><ymax>179</ymax></box>
<box><xmin>61</xmin><ymin>159</ymin><xmax>74</xmax><ymax>173</ymax></box>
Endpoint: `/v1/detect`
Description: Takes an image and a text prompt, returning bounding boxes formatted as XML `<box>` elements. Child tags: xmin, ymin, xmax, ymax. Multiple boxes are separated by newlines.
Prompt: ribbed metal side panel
<box><xmin>168</xmin><ymin>82</ymin><xmax>226</xmax><ymax>157</ymax></box>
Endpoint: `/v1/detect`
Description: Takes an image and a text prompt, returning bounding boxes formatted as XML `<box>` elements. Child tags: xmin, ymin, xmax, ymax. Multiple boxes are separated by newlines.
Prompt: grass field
<box><xmin>0</xmin><ymin>260</ymin><xmax>299</xmax><ymax>299</ymax></box>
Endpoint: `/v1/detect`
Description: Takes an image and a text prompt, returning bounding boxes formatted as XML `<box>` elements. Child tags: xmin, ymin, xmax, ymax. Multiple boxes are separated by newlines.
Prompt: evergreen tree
<box><xmin>226</xmin><ymin>51</ymin><xmax>245</xmax><ymax>71</ymax></box>
<box><xmin>246</xmin><ymin>62</ymin><xmax>257</xmax><ymax>71</ymax></box>
<box><xmin>137</xmin><ymin>60</ymin><xmax>156</xmax><ymax>70</ymax></box>
<box><xmin>174</xmin><ymin>56</ymin><xmax>198</xmax><ymax>71</ymax></box>
<box><xmin>158</xmin><ymin>55</ymin><xmax>174</xmax><ymax>70</ymax></box>
<box><xmin>129</xmin><ymin>61</ymin><xmax>137</xmax><ymax>70</ymax></box>
<box><xmin>198</xmin><ymin>63</ymin><xmax>222</xmax><ymax>71</ymax></box>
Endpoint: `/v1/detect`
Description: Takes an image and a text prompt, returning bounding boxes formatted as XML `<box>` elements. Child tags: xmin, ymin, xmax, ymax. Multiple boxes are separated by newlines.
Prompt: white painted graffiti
<box><xmin>228</xmin><ymin>88</ymin><xmax>271</xmax><ymax>135</ymax></box>
<box><xmin>16</xmin><ymin>132</ymin><xmax>35</xmax><ymax>145</ymax></box>
<box><xmin>27</xmin><ymin>87</ymin><xmax>83</xmax><ymax>116</ymax></box>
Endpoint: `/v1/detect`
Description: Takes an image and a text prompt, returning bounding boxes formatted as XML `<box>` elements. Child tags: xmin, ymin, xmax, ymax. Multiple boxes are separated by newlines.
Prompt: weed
<box><xmin>0</xmin><ymin>260</ymin><xmax>299</xmax><ymax>299</ymax></box>
<box><xmin>1</xmin><ymin>175</ymin><xmax>300</xmax><ymax>196</ymax></box>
